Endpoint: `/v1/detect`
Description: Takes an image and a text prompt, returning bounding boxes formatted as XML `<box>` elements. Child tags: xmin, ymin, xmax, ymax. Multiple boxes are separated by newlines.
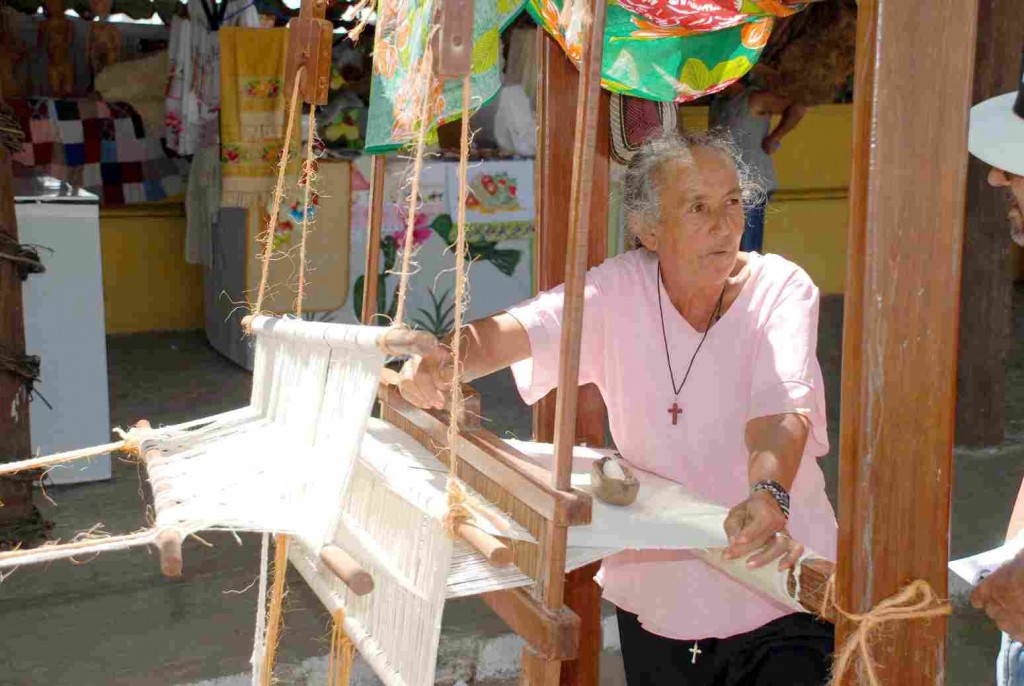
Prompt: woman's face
<box><xmin>637</xmin><ymin>147</ymin><xmax>746</xmax><ymax>286</ymax></box>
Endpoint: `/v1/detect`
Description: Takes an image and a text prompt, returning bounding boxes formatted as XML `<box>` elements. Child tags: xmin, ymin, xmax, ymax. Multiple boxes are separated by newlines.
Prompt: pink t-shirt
<box><xmin>507</xmin><ymin>248</ymin><xmax>837</xmax><ymax>641</ymax></box>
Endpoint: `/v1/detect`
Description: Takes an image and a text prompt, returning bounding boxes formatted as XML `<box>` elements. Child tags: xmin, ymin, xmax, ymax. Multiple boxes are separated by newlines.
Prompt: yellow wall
<box><xmin>100</xmin><ymin>201</ymin><xmax>204</xmax><ymax>334</ymax></box>
<box><xmin>98</xmin><ymin>103</ymin><xmax>1021</xmax><ymax>333</ymax></box>
<box><xmin>681</xmin><ymin>104</ymin><xmax>853</xmax><ymax>294</ymax></box>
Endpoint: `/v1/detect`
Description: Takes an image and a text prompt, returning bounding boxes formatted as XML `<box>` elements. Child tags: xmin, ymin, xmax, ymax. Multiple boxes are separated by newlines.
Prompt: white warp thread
<box><xmin>250</xmin><ymin>532</ymin><xmax>271</xmax><ymax>686</ymax></box>
<box><xmin>291</xmin><ymin>453</ymin><xmax>454</xmax><ymax>686</ymax></box>
<box><xmin>0</xmin><ymin>320</ymin><xmax>386</xmax><ymax>578</ymax></box>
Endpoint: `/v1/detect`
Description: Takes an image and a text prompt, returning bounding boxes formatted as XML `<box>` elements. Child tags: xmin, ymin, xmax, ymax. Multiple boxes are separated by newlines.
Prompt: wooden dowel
<box><xmin>157</xmin><ymin>528</ymin><xmax>183</xmax><ymax>578</ymax></box>
<box><xmin>136</xmin><ymin>420</ymin><xmax>182</xmax><ymax>578</ymax></box>
<box><xmin>320</xmin><ymin>544</ymin><xmax>375</xmax><ymax>596</ymax></box>
<box><xmin>456</xmin><ymin>523</ymin><xmax>512</xmax><ymax>567</ymax></box>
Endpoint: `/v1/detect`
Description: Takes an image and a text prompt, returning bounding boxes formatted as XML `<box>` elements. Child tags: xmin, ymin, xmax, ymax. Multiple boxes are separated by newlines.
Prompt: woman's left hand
<box><xmin>722</xmin><ymin>491</ymin><xmax>803</xmax><ymax>570</ymax></box>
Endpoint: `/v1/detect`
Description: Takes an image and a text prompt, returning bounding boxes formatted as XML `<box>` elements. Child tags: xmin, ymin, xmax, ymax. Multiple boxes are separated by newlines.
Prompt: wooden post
<box><xmin>836</xmin><ymin>0</ymin><xmax>978</xmax><ymax>683</ymax></box>
<box><xmin>0</xmin><ymin>114</ymin><xmax>34</xmax><ymax>525</ymax></box>
<box><xmin>361</xmin><ymin>155</ymin><xmax>386</xmax><ymax>325</ymax></box>
<box><xmin>530</xmin><ymin>26</ymin><xmax>609</xmax><ymax>686</ymax></box>
<box><xmin>523</xmin><ymin>0</ymin><xmax>607</xmax><ymax>680</ymax></box>
<box><xmin>533</xmin><ymin>30</ymin><xmax>609</xmax><ymax>449</ymax></box>
<box><xmin>954</xmin><ymin>0</ymin><xmax>1024</xmax><ymax>447</ymax></box>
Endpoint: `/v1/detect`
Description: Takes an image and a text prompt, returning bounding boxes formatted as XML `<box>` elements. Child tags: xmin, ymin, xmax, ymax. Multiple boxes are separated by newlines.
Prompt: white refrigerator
<box><xmin>16</xmin><ymin>179</ymin><xmax>111</xmax><ymax>484</ymax></box>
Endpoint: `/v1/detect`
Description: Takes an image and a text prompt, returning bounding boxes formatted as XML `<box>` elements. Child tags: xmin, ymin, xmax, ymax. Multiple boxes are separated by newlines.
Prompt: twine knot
<box><xmin>443</xmin><ymin>477</ymin><xmax>473</xmax><ymax>537</ymax></box>
<box><xmin>113</xmin><ymin>426</ymin><xmax>143</xmax><ymax>459</ymax></box>
<box><xmin>820</xmin><ymin>575</ymin><xmax>951</xmax><ymax>686</ymax></box>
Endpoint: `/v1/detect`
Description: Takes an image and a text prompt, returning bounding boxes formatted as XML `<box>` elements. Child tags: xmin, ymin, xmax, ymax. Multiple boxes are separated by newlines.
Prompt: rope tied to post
<box><xmin>819</xmin><ymin>575</ymin><xmax>951</xmax><ymax>686</ymax></box>
<box><xmin>0</xmin><ymin>234</ymin><xmax>46</xmax><ymax>280</ymax></box>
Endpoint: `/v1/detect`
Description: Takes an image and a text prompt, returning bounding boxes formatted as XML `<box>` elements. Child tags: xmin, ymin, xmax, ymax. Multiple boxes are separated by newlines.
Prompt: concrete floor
<box><xmin>0</xmin><ymin>286</ymin><xmax>1022</xmax><ymax>685</ymax></box>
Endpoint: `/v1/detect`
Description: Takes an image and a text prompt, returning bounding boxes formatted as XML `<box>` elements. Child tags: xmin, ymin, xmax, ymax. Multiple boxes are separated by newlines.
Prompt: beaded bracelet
<box><xmin>752</xmin><ymin>480</ymin><xmax>790</xmax><ymax>519</ymax></box>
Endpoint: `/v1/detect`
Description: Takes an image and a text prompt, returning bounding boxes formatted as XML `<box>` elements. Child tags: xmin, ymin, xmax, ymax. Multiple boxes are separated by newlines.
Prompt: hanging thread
<box><xmin>252</xmin><ymin>71</ymin><xmax>320</xmax><ymax>686</ymax></box>
<box><xmin>260</xmin><ymin>533</ymin><xmax>290</xmax><ymax>686</ymax></box>
<box><xmin>442</xmin><ymin>76</ymin><xmax>474</xmax><ymax>536</ymax></box>
<box><xmin>253</xmin><ymin>67</ymin><xmax>306</xmax><ymax>319</ymax></box>
<box><xmin>392</xmin><ymin>51</ymin><xmax>436</xmax><ymax>329</ymax></box>
<box><xmin>328</xmin><ymin>609</ymin><xmax>356</xmax><ymax>686</ymax></box>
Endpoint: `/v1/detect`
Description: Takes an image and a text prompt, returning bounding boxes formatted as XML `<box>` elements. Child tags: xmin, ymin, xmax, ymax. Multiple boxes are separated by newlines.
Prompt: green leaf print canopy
<box><xmin>364</xmin><ymin>0</ymin><xmax>807</xmax><ymax>153</ymax></box>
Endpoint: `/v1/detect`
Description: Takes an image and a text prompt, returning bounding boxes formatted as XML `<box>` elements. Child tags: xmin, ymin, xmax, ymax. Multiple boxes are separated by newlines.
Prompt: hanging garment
<box><xmin>165</xmin><ymin>0</ymin><xmax>260</xmax><ymax>156</ymax></box>
<box><xmin>492</xmin><ymin>84</ymin><xmax>537</xmax><ymax>158</ymax></box>
<box><xmin>365</xmin><ymin>0</ymin><xmax>807</xmax><ymax>152</ymax></box>
<box><xmin>219</xmin><ymin>26</ymin><xmax>299</xmax><ymax>208</ymax></box>
<box><xmin>185</xmin><ymin>144</ymin><xmax>221</xmax><ymax>266</ymax></box>
<box><xmin>364</xmin><ymin>0</ymin><xmax>523</xmax><ymax>153</ymax></box>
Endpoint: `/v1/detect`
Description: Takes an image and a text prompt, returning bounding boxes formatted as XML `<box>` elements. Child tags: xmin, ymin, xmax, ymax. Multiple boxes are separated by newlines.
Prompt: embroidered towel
<box><xmin>219</xmin><ymin>27</ymin><xmax>299</xmax><ymax>208</ymax></box>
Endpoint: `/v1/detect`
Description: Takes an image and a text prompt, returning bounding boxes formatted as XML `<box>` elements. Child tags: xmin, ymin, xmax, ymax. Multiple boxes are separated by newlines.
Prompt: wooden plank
<box><xmin>480</xmin><ymin>586</ymin><xmax>580</xmax><ymax>661</ymax></box>
<box><xmin>546</xmin><ymin>0</ymin><xmax>607</xmax><ymax>610</ymax></box>
<box><xmin>534</xmin><ymin>25</ymin><xmax>610</xmax><ymax>686</ymax></box>
<box><xmin>377</xmin><ymin>384</ymin><xmax>592</xmax><ymax>526</ymax></box>
<box><xmin>0</xmin><ymin>136</ymin><xmax>33</xmax><ymax>524</ymax></box>
<box><xmin>954</xmin><ymin>0</ymin><xmax>1024</xmax><ymax>446</ymax></box>
<box><xmin>532</xmin><ymin>29</ymin><xmax>609</xmax><ymax>447</ymax></box>
<box><xmin>836</xmin><ymin>0</ymin><xmax>978</xmax><ymax>682</ymax></box>
<box><xmin>361</xmin><ymin>154</ymin><xmax>386</xmax><ymax>325</ymax></box>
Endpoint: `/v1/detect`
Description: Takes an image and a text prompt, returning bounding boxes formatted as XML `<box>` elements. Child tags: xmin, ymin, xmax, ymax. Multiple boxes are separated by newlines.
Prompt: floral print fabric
<box><xmin>365</xmin><ymin>0</ymin><xmax>805</xmax><ymax>152</ymax></box>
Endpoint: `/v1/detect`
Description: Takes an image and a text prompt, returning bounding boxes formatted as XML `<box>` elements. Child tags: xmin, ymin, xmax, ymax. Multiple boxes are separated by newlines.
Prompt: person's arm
<box><xmin>972</xmin><ymin>553</ymin><xmax>1024</xmax><ymax>641</ymax></box>
<box><xmin>398</xmin><ymin>312</ymin><xmax>531</xmax><ymax>410</ymax></box>
<box><xmin>969</xmin><ymin>478</ymin><xmax>1024</xmax><ymax>641</ymax></box>
<box><xmin>748</xmin><ymin>91</ymin><xmax>808</xmax><ymax>154</ymax></box>
<box><xmin>723</xmin><ymin>412</ymin><xmax>809</xmax><ymax>569</ymax></box>
<box><xmin>1007</xmin><ymin>478</ymin><xmax>1024</xmax><ymax>542</ymax></box>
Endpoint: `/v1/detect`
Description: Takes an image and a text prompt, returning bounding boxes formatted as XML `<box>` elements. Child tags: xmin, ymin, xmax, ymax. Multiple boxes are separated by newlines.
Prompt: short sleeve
<box><xmin>505</xmin><ymin>271</ymin><xmax>606</xmax><ymax>406</ymax></box>
<box><xmin>748</xmin><ymin>269</ymin><xmax>830</xmax><ymax>458</ymax></box>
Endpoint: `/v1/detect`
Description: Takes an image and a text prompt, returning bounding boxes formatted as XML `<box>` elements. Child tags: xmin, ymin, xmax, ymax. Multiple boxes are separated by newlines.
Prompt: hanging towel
<box><xmin>186</xmin><ymin>144</ymin><xmax>221</xmax><ymax>266</ymax></box>
<box><xmin>219</xmin><ymin>26</ymin><xmax>299</xmax><ymax>209</ymax></box>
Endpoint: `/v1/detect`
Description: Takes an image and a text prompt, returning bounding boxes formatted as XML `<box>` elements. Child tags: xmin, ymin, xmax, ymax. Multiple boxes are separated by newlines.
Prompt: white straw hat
<box><xmin>968</xmin><ymin>57</ymin><xmax>1024</xmax><ymax>176</ymax></box>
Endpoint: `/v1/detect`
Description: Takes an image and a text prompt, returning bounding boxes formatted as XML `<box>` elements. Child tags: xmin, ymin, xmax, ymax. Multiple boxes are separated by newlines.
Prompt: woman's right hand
<box><xmin>398</xmin><ymin>345</ymin><xmax>454</xmax><ymax>410</ymax></box>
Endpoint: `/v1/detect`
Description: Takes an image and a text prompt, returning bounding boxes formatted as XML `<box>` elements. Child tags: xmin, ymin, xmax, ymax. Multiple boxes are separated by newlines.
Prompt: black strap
<box><xmin>656</xmin><ymin>263</ymin><xmax>725</xmax><ymax>398</ymax></box>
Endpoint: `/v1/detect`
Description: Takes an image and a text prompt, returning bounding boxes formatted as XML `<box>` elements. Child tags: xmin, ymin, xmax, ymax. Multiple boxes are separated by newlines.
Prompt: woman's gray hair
<box><xmin>623</xmin><ymin>129</ymin><xmax>766</xmax><ymax>237</ymax></box>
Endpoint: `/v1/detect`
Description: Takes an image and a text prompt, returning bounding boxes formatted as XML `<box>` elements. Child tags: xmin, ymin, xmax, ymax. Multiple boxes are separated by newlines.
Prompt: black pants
<box><xmin>617</xmin><ymin>608</ymin><xmax>834</xmax><ymax>685</ymax></box>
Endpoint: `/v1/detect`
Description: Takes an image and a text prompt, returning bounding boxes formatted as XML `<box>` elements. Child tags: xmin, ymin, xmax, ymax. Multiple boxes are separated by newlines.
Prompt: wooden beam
<box><xmin>534</xmin><ymin>27</ymin><xmax>610</xmax><ymax>686</ymax></box>
<box><xmin>480</xmin><ymin>587</ymin><xmax>580</xmax><ymax>661</ymax></box>
<box><xmin>377</xmin><ymin>384</ymin><xmax>592</xmax><ymax>526</ymax></box>
<box><xmin>836</xmin><ymin>0</ymin><xmax>978</xmax><ymax>682</ymax></box>
<box><xmin>954</xmin><ymin>0</ymin><xmax>1024</xmax><ymax>447</ymax></box>
<box><xmin>361</xmin><ymin>154</ymin><xmax>386</xmax><ymax>325</ymax></box>
<box><xmin>532</xmin><ymin>31</ymin><xmax>610</xmax><ymax>447</ymax></box>
<box><xmin>0</xmin><ymin>130</ymin><xmax>34</xmax><ymax>525</ymax></box>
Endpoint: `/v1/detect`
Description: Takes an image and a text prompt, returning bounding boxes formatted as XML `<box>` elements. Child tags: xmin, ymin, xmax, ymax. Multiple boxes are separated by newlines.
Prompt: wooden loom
<box><xmin>0</xmin><ymin>0</ymin><xmax>978</xmax><ymax>681</ymax></box>
<box><xmin>342</xmin><ymin>1</ymin><xmax>840</xmax><ymax>684</ymax></box>
<box><xmin>344</xmin><ymin>0</ymin><xmax>982</xmax><ymax>683</ymax></box>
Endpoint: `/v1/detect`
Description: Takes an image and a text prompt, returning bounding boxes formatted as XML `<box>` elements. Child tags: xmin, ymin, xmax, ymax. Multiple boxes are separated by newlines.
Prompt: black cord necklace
<box><xmin>657</xmin><ymin>263</ymin><xmax>726</xmax><ymax>425</ymax></box>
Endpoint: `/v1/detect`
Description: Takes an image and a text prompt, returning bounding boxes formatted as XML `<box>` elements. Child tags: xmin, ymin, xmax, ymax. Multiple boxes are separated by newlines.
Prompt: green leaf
<box><xmin>381</xmin><ymin>236</ymin><xmax>398</xmax><ymax>271</ymax></box>
<box><xmin>430</xmin><ymin>214</ymin><xmax>455</xmax><ymax>243</ymax></box>
<box><xmin>352</xmin><ymin>274</ymin><xmax>366</xmax><ymax>321</ymax></box>
<box><xmin>679</xmin><ymin>59</ymin><xmax>714</xmax><ymax>93</ymax></box>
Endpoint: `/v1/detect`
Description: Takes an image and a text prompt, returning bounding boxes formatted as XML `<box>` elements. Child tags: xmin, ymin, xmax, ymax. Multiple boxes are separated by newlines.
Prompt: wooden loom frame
<box><xmin>299</xmin><ymin>0</ymin><xmax>980</xmax><ymax>682</ymax></box>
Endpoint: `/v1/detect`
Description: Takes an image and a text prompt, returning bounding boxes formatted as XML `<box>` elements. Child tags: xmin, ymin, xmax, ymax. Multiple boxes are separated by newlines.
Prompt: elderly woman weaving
<box><xmin>400</xmin><ymin>131</ymin><xmax>837</xmax><ymax>684</ymax></box>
